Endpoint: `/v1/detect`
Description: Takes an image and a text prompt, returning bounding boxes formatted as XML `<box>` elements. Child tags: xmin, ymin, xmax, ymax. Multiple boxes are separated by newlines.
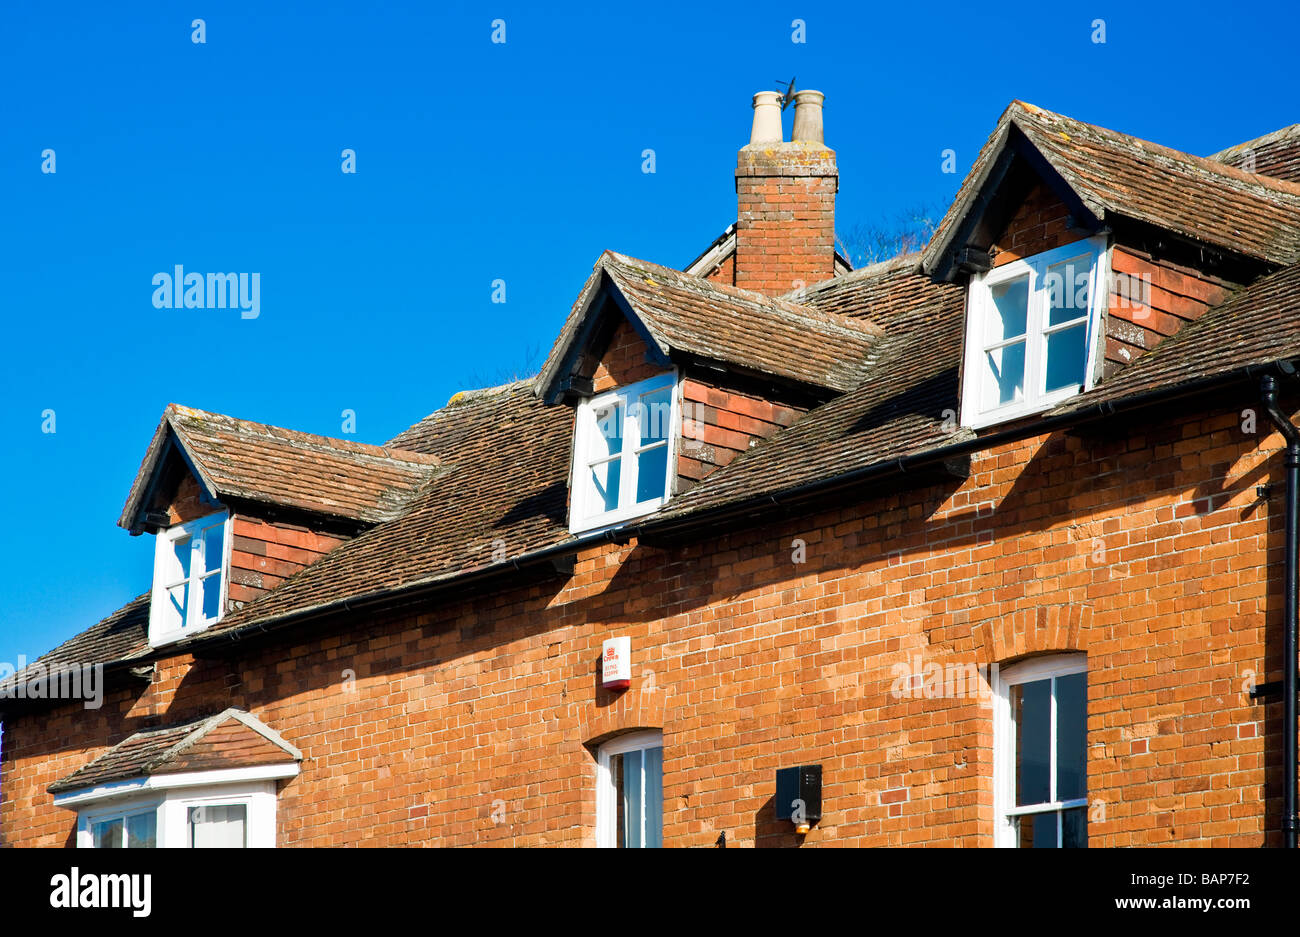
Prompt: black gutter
<box><xmin>628</xmin><ymin>358</ymin><xmax>1300</xmax><ymax>541</ymax></box>
<box><xmin>1261</xmin><ymin>373</ymin><xmax>1300</xmax><ymax>849</ymax></box>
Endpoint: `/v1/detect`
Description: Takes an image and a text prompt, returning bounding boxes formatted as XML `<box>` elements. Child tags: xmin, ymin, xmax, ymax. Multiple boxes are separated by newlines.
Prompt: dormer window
<box><xmin>961</xmin><ymin>237</ymin><xmax>1107</xmax><ymax>428</ymax></box>
<box><xmin>570</xmin><ymin>373</ymin><xmax>679</xmax><ymax>533</ymax></box>
<box><xmin>149</xmin><ymin>511</ymin><xmax>231</xmax><ymax>644</ymax></box>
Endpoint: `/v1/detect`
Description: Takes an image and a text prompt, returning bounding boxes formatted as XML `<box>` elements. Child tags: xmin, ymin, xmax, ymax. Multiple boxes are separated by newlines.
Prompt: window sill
<box><xmin>568</xmin><ymin>498</ymin><xmax>665</xmax><ymax>536</ymax></box>
<box><xmin>962</xmin><ymin>384</ymin><xmax>1084</xmax><ymax>430</ymax></box>
<box><xmin>148</xmin><ymin>621</ymin><xmax>218</xmax><ymax>649</ymax></box>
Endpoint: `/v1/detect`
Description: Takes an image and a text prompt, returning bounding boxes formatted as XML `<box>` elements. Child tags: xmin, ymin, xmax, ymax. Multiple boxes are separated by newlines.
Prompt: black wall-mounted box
<box><xmin>775</xmin><ymin>764</ymin><xmax>822</xmax><ymax>823</ymax></box>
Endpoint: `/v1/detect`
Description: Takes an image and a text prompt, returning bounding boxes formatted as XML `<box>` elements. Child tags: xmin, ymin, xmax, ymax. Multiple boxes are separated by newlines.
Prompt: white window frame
<box><xmin>992</xmin><ymin>653</ymin><xmax>1088</xmax><ymax>848</ymax></box>
<box><xmin>81</xmin><ymin>800</ymin><xmax>163</xmax><ymax>849</ymax></box>
<box><xmin>569</xmin><ymin>372</ymin><xmax>680</xmax><ymax>533</ymax></box>
<box><xmin>595</xmin><ymin>729</ymin><xmax>664</xmax><ymax>848</ymax></box>
<box><xmin>62</xmin><ymin>770</ymin><xmax>292</xmax><ymax>849</ymax></box>
<box><xmin>149</xmin><ymin>510</ymin><xmax>233</xmax><ymax>646</ymax></box>
<box><xmin>962</xmin><ymin>236</ymin><xmax>1109</xmax><ymax>429</ymax></box>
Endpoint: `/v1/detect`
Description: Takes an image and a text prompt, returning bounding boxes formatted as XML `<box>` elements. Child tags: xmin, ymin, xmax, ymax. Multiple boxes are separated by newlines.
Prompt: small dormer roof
<box><xmin>119</xmin><ymin>404</ymin><xmax>445</xmax><ymax>533</ymax></box>
<box><xmin>923</xmin><ymin>101</ymin><xmax>1300</xmax><ymax>281</ymax></box>
<box><xmin>535</xmin><ymin>250</ymin><xmax>882</xmax><ymax>403</ymax></box>
<box><xmin>48</xmin><ymin>707</ymin><xmax>301</xmax><ymax>796</ymax></box>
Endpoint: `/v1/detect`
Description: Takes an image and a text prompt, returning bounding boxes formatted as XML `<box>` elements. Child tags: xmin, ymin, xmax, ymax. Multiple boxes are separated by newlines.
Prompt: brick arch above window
<box><xmin>578</xmin><ymin>689</ymin><xmax>667</xmax><ymax>750</ymax></box>
<box><xmin>971</xmin><ymin>604</ymin><xmax>1093</xmax><ymax>666</ymax></box>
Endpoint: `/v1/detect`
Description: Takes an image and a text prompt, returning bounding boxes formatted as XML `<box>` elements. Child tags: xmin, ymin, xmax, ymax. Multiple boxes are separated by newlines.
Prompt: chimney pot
<box><xmin>791</xmin><ymin>90</ymin><xmax>826</xmax><ymax>143</ymax></box>
<box><xmin>750</xmin><ymin>91</ymin><xmax>784</xmax><ymax>144</ymax></box>
<box><xmin>732</xmin><ymin>88</ymin><xmax>837</xmax><ymax>295</ymax></box>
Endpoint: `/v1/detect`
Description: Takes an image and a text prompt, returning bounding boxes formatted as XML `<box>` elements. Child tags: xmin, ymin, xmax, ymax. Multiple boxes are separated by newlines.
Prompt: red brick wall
<box><xmin>990</xmin><ymin>182</ymin><xmax>1075</xmax><ymax>267</ymax></box>
<box><xmin>735</xmin><ymin>144</ymin><xmax>838</xmax><ymax>295</ymax></box>
<box><xmin>590</xmin><ymin>319</ymin><xmax>662</xmax><ymax>393</ymax></box>
<box><xmin>228</xmin><ymin>516</ymin><xmax>347</xmax><ymax>608</ymax></box>
<box><xmin>1103</xmin><ymin>247</ymin><xmax>1235</xmax><ymax>376</ymax></box>
<box><xmin>703</xmin><ymin>253</ymin><xmax>735</xmax><ymax>286</ymax></box>
<box><xmin>678</xmin><ymin>379</ymin><xmax>804</xmax><ymax>490</ymax></box>
<box><xmin>163</xmin><ymin>474</ymin><xmax>211</xmax><ymax>525</ymax></box>
<box><xmin>5</xmin><ymin>401</ymin><xmax>1293</xmax><ymax>847</ymax></box>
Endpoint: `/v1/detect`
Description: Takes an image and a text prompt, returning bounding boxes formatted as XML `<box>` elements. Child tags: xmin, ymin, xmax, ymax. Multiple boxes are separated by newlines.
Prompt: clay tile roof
<box><xmin>785</xmin><ymin>253</ymin><xmax>950</xmax><ymax>327</ymax></box>
<box><xmin>120</xmin><ymin>404</ymin><xmax>446</xmax><ymax>530</ymax></box>
<box><xmin>1209</xmin><ymin>124</ymin><xmax>1300</xmax><ymax>184</ymax></box>
<box><xmin>196</xmin><ymin>381</ymin><xmax>576</xmax><ymax>634</ymax></box>
<box><xmin>925</xmin><ymin>101</ymin><xmax>1300</xmax><ymax>277</ymax></box>
<box><xmin>48</xmin><ymin>708</ymin><xmax>301</xmax><ymax>795</ymax></box>
<box><xmin>0</xmin><ymin>594</ymin><xmax>151</xmax><ymax>702</ymax></box>
<box><xmin>537</xmin><ymin>251</ymin><xmax>882</xmax><ymax>398</ymax></box>
<box><xmin>651</xmin><ymin>263</ymin><xmax>968</xmax><ymax>520</ymax></box>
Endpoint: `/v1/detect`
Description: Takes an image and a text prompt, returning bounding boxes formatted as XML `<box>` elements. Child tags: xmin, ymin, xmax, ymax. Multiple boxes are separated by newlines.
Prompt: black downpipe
<box><xmin>1261</xmin><ymin>373</ymin><xmax>1299</xmax><ymax>849</ymax></box>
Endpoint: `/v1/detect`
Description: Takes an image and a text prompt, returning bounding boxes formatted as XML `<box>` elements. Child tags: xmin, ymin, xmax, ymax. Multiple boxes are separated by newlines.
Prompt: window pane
<box><xmin>1045</xmin><ymin>322</ymin><xmax>1088</xmax><ymax>393</ymax></box>
<box><xmin>126</xmin><ymin>811</ymin><xmax>157</xmax><ymax>848</ymax></box>
<box><xmin>612</xmin><ymin>754</ymin><xmax>626</xmax><ymax>848</ymax></box>
<box><xmin>93</xmin><ymin>817</ymin><xmax>123</xmax><ymax>848</ymax></box>
<box><xmin>636</xmin><ymin>386</ymin><xmax>673</xmax><ymax>446</ymax></box>
<box><xmin>1015</xmin><ymin>811</ymin><xmax>1060</xmax><ymax>848</ymax></box>
<box><xmin>590</xmin><ymin>458</ymin><xmax>621</xmax><ymax>514</ymax></box>
<box><xmin>1056</xmin><ymin>672</ymin><xmax>1087</xmax><ymax>802</ymax></box>
<box><xmin>1045</xmin><ymin>257</ymin><xmax>1091</xmax><ymax>326</ymax></box>
<box><xmin>1061</xmin><ymin>806</ymin><xmax>1088</xmax><ymax>848</ymax></box>
<box><xmin>1012</xmin><ymin>678</ymin><xmax>1051</xmax><ymax>806</ymax></box>
<box><xmin>198</xmin><ymin>572</ymin><xmax>223</xmax><ymax>621</ymax></box>
<box><xmin>985</xmin><ymin>276</ymin><xmax>1029</xmax><ymax>344</ymax></box>
<box><xmin>593</xmin><ymin>402</ymin><xmax>623</xmax><ymax>458</ymax></box>
<box><xmin>168</xmin><ymin>583</ymin><xmax>189</xmax><ymax>626</ymax></box>
<box><xmin>642</xmin><ymin>746</ymin><xmax>663</xmax><ymax>848</ymax></box>
<box><xmin>170</xmin><ymin>535</ymin><xmax>192</xmax><ymax>582</ymax></box>
<box><xmin>635</xmin><ymin>444</ymin><xmax>668</xmax><ymax>504</ymax></box>
<box><xmin>984</xmin><ymin>341</ymin><xmax>1026</xmax><ymax>409</ymax></box>
<box><xmin>201</xmin><ymin>522</ymin><xmax>225</xmax><ymax>576</ymax></box>
<box><xmin>622</xmin><ymin>749</ymin><xmax>644</xmax><ymax>849</ymax></box>
<box><xmin>189</xmin><ymin>804</ymin><xmax>247</xmax><ymax>848</ymax></box>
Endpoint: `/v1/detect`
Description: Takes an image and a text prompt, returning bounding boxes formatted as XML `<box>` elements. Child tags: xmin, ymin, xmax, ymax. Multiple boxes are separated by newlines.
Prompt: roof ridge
<box><xmin>600</xmin><ymin>251</ymin><xmax>880</xmax><ymax>337</ymax></box>
<box><xmin>384</xmin><ymin>379</ymin><xmax>536</xmax><ymax>449</ymax></box>
<box><xmin>1209</xmin><ymin>124</ymin><xmax>1300</xmax><ymax>162</ymax></box>
<box><xmin>165</xmin><ymin>403</ymin><xmax>441</xmax><ymax>466</ymax></box>
<box><xmin>1009</xmin><ymin>101</ymin><xmax>1300</xmax><ymax>202</ymax></box>
<box><xmin>145</xmin><ymin>708</ymin><xmax>241</xmax><ymax>771</ymax></box>
<box><xmin>444</xmin><ymin>378</ymin><xmax>535</xmax><ymax>406</ymax></box>
<box><xmin>787</xmin><ymin>253</ymin><xmax>923</xmax><ymax>300</ymax></box>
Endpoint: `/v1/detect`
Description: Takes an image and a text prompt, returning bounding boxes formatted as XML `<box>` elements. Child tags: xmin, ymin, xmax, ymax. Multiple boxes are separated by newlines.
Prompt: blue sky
<box><xmin>1</xmin><ymin>0</ymin><xmax>1296</xmax><ymax>660</ymax></box>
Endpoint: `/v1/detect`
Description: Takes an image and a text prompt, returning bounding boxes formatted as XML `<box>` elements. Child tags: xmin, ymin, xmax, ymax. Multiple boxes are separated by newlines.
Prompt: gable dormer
<box><xmin>120</xmin><ymin>404</ymin><xmax>443</xmax><ymax>646</ymax></box>
<box><xmin>536</xmin><ymin>252</ymin><xmax>879</xmax><ymax>532</ymax></box>
<box><xmin>924</xmin><ymin>101</ymin><xmax>1300</xmax><ymax>429</ymax></box>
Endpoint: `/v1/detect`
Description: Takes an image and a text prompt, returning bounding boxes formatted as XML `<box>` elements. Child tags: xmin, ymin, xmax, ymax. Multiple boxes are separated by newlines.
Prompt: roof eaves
<box><xmin>118</xmin><ymin>408</ymin><xmax>229</xmax><ymax>533</ymax></box>
<box><xmin>535</xmin><ymin>264</ymin><xmax>613</xmax><ymax>402</ymax></box>
<box><xmin>920</xmin><ymin>115</ymin><xmax>1015</xmax><ymax>279</ymax></box>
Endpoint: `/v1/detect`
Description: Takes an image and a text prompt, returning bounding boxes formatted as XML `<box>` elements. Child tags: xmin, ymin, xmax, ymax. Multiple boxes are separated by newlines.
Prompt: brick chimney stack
<box><xmin>733</xmin><ymin>89</ymin><xmax>838</xmax><ymax>295</ymax></box>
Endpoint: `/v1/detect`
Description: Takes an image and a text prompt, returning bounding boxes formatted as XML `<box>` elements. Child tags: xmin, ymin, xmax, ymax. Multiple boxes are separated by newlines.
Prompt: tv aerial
<box><xmin>777</xmin><ymin>76</ymin><xmax>796</xmax><ymax>110</ymax></box>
